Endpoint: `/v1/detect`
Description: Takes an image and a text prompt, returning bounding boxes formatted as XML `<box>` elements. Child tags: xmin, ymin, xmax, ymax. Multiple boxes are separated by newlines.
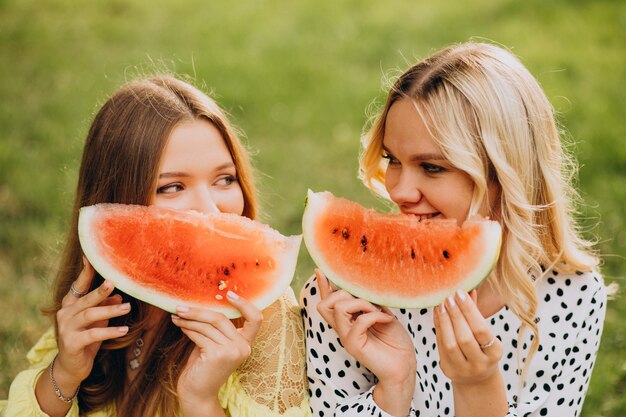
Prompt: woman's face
<box><xmin>383</xmin><ymin>99</ymin><xmax>495</xmax><ymax>225</ymax></box>
<box><xmin>152</xmin><ymin>118</ymin><xmax>245</xmax><ymax>216</ymax></box>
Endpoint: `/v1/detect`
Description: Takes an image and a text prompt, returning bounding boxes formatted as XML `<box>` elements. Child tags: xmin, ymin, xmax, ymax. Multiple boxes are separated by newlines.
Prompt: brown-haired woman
<box><xmin>1</xmin><ymin>75</ymin><xmax>310</xmax><ymax>417</ymax></box>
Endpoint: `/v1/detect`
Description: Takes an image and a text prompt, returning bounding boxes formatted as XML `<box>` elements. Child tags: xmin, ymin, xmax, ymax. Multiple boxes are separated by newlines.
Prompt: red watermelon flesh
<box><xmin>302</xmin><ymin>190</ymin><xmax>502</xmax><ymax>308</ymax></box>
<box><xmin>79</xmin><ymin>204</ymin><xmax>301</xmax><ymax>318</ymax></box>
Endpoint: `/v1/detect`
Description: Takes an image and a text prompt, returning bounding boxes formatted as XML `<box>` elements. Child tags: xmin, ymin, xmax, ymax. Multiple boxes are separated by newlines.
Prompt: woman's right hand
<box><xmin>315</xmin><ymin>269</ymin><xmax>416</xmax><ymax>415</ymax></box>
<box><xmin>54</xmin><ymin>258</ymin><xmax>131</xmax><ymax>387</ymax></box>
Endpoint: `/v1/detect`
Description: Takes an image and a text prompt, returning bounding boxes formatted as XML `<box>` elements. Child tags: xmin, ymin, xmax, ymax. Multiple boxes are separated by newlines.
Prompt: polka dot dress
<box><xmin>301</xmin><ymin>270</ymin><xmax>606</xmax><ymax>417</ymax></box>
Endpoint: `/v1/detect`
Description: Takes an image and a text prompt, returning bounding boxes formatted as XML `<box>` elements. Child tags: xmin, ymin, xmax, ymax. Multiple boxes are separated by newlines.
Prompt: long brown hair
<box><xmin>48</xmin><ymin>75</ymin><xmax>258</xmax><ymax>415</ymax></box>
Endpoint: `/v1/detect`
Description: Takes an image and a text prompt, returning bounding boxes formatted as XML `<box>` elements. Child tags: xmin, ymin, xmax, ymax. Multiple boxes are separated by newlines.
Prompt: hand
<box><xmin>54</xmin><ymin>257</ymin><xmax>131</xmax><ymax>388</ymax></box>
<box><xmin>315</xmin><ymin>269</ymin><xmax>416</xmax><ymax>410</ymax></box>
<box><xmin>434</xmin><ymin>289</ymin><xmax>503</xmax><ymax>384</ymax></box>
<box><xmin>173</xmin><ymin>291</ymin><xmax>262</xmax><ymax>410</ymax></box>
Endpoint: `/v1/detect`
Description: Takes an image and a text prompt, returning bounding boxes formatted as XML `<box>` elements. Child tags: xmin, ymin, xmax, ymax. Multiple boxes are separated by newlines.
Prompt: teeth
<box><xmin>417</xmin><ymin>213</ymin><xmax>437</xmax><ymax>221</ymax></box>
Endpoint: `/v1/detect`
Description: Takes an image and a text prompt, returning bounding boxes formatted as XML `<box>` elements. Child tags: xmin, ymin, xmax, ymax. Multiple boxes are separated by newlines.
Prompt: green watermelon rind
<box><xmin>302</xmin><ymin>190</ymin><xmax>502</xmax><ymax>309</ymax></box>
<box><xmin>78</xmin><ymin>204</ymin><xmax>301</xmax><ymax>318</ymax></box>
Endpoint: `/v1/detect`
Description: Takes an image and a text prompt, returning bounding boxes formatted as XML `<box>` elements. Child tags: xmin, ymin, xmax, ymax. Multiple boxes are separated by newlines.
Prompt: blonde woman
<box><xmin>2</xmin><ymin>76</ymin><xmax>310</xmax><ymax>417</ymax></box>
<box><xmin>302</xmin><ymin>42</ymin><xmax>606</xmax><ymax>417</ymax></box>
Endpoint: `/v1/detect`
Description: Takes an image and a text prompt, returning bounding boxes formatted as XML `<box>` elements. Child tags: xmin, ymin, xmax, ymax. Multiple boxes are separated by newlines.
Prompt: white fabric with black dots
<box><xmin>301</xmin><ymin>269</ymin><xmax>606</xmax><ymax>417</ymax></box>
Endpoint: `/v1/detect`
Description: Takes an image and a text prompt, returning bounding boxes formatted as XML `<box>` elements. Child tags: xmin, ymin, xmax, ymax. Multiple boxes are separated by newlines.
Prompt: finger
<box><xmin>175</xmin><ymin>306</ymin><xmax>241</xmax><ymax>341</ymax></box>
<box><xmin>62</xmin><ymin>257</ymin><xmax>96</xmax><ymax>306</ymax></box>
<box><xmin>76</xmin><ymin>302</ymin><xmax>131</xmax><ymax>329</ymax></box>
<box><xmin>316</xmin><ymin>269</ymin><xmax>337</xmax><ymax>300</ymax></box>
<box><xmin>445</xmin><ymin>294</ymin><xmax>483</xmax><ymax>360</ymax></box>
<box><xmin>316</xmin><ymin>289</ymin><xmax>355</xmax><ymax>328</ymax></box>
<box><xmin>69</xmin><ymin>325</ymin><xmax>129</xmax><ymax>351</ymax></box>
<box><xmin>225</xmin><ymin>291</ymin><xmax>263</xmax><ymax>344</ymax></box>
<box><xmin>454</xmin><ymin>290</ymin><xmax>497</xmax><ymax>357</ymax></box>
<box><xmin>171</xmin><ymin>315</ymin><xmax>232</xmax><ymax>345</ymax></box>
<box><xmin>333</xmin><ymin>298</ymin><xmax>381</xmax><ymax>337</ymax></box>
<box><xmin>469</xmin><ymin>289</ymin><xmax>478</xmax><ymax>304</ymax></box>
<box><xmin>434</xmin><ymin>302</ymin><xmax>467</xmax><ymax>364</ymax></box>
<box><xmin>344</xmin><ymin>311</ymin><xmax>395</xmax><ymax>353</ymax></box>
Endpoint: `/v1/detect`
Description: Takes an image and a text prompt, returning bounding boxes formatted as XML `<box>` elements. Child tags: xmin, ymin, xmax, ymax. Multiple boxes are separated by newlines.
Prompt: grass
<box><xmin>1</xmin><ymin>0</ymin><xmax>625</xmax><ymax>414</ymax></box>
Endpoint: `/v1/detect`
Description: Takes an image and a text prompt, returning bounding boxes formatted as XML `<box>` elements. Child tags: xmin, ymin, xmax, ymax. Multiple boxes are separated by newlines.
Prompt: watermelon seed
<box><xmin>341</xmin><ymin>228</ymin><xmax>350</xmax><ymax>239</ymax></box>
<box><xmin>255</xmin><ymin>259</ymin><xmax>260</xmax><ymax>266</ymax></box>
<box><xmin>332</xmin><ymin>228</ymin><xmax>338</xmax><ymax>234</ymax></box>
<box><xmin>218</xmin><ymin>280</ymin><xmax>227</xmax><ymax>291</ymax></box>
<box><xmin>215</xmin><ymin>294</ymin><xmax>224</xmax><ymax>300</ymax></box>
<box><xmin>411</xmin><ymin>248</ymin><xmax>415</xmax><ymax>259</ymax></box>
<box><xmin>443</xmin><ymin>250</ymin><xmax>450</xmax><ymax>259</ymax></box>
<box><xmin>231</xmin><ymin>262</ymin><xmax>236</xmax><ymax>269</ymax></box>
<box><xmin>223</xmin><ymin>267</ymin><xmax>230</xmax><ymax>276</ymax></box>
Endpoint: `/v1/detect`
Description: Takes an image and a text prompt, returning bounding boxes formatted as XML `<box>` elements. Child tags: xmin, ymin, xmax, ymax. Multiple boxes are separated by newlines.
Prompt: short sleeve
<box><xmin>219</xmin><ymin>289</ymin><xmax>311</xmax><ymax>417</ymax></box>
<box><xmin>1</xmin><ymin>328</ymin><xmax>80</xmax><ymax>417</ymax></box>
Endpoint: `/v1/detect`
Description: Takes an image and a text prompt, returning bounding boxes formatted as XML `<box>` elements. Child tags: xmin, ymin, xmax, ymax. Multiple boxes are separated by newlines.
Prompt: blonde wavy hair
<box><xmin>360</xmin><ymin>42</ymin><xmax>599</xmax><ymax>367</ymax></box>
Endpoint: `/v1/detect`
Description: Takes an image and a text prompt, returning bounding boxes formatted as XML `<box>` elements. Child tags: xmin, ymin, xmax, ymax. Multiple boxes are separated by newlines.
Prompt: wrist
<box><xmin>49</xmin><ymin>355</ymin><xmax>81</xmax><ymax>403</ymax></box>
<box><xmin>373</xmin><ymin>373</ymin><xmax>415</xmax><ymax>416</ymax></box>
<box><xmin>452</xmin><ymin>371</ymin><xmax>508</xmax><ymax>417</ymax></box>
<box><xmin>179</xmin><ymin>393</ymin><xmax>223</xmax><ymax>417</ymax></box>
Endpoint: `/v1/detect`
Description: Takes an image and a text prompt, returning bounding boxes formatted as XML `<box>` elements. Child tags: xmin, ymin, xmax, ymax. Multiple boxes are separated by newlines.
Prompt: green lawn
<box><xmin>1</xmin><ymin>0</ymin><xmax>624</xmax><ymax>415</ymax></box>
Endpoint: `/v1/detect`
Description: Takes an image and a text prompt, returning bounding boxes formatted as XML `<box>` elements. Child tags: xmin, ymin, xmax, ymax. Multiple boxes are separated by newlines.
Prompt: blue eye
<box><xmin>420</xmin><ymin>163</ymin><xmax>447</xmax><ymax>174</ymax></box>
<box><xmin>216</xmin><ymin>175</ymin><xmax>238</xmax><ymax>186</ymax></box>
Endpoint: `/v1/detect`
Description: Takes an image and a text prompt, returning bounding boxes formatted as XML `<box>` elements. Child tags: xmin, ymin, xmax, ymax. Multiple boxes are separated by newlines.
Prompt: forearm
<box><xmin>34</xmin><ymin>361</ymin><xmax>81</xmax><ymax>417</ymax></box>
<box><xmin>452</xmin><ymin>371</ymin><xmax>508</xmax><ymax>417</ymax></box>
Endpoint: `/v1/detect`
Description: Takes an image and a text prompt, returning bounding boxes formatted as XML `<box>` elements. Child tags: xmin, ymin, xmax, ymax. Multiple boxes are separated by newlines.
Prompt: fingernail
<box><xmin>118</xmin><ymin>302</ymin><xmax>130</xmax><ymax>310</ymax></box>
<box><xmin>82</xmin><ymin>256</ymin><xmax>87</xmax><ymax>267</ymax></box>
<box><xmin>226</xmin><ymin>290</ymin><xmax>239</xmax><ymax>300</ymax></box>
<box><xmin>439</xmin><ymin>303</ymin><xmax>447</xmax><ymax>314</ymax></box>
<box><xmin>171</xmin><ymin>314</ymin><xmax>180</xmax><ymax>321</ymax></box>
<box><xmin>176</xmin><ymin>306</ymin><xmax>189</xmax><ymax>313</ymax></box>
<box><xmin>447</xmin><ymin>295</ymin><xmax>456</xmax><ymax>308</ymax></box>
<box><xmin>118</xmin><ymin>326</ymin><xmax>129</xmax><ymax>334</ymax></box>
<box><xmin>456</xmin><ymin>289</ymin><xmax>467</xmax><ymax>301</ymax></box>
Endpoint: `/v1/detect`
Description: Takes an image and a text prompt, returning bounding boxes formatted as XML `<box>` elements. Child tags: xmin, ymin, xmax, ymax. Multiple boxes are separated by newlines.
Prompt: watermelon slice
<box><xmin>302</xmin><ymin>190</ymin><xmax>502</xmax><ymax>308</ymax></box>
<box><xmin>79</xmin><ymin>204</ymin><xmax>301</xmax><ymax>318</ymax></box>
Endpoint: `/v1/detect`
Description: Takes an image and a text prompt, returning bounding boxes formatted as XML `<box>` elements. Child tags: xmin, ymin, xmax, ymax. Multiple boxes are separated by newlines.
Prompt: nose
<box><xmin>192</xmin><ymin>187</ymin><xmax>220</xmax><ymax>214</ymax></box>
<box><xmin>387</xmin><ymin>170</ymin><xmax>422</xmax><ymax>208</ymax></box>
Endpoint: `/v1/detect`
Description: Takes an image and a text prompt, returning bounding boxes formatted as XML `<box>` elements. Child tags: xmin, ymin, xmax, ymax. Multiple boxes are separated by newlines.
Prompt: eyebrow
<box><xmin>158</xmin><ymin>162</ymin><xmax>236</xmax><ymax>178</ymax></box>
<box><xmin>382</xmin><ymin>145</ymin><xmax>446</xmax><ymax>161</ymax></box>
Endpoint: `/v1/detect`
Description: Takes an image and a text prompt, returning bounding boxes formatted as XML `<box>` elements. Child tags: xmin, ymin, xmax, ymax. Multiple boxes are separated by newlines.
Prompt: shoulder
<box><xmin>539</xmin><ymin>268</ymin><xmax>606</xmax><ymax>301</ymax></box>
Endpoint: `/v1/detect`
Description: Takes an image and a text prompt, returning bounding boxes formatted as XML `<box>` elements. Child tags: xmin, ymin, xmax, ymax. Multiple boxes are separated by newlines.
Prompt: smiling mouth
<box><xmin>405</xmin><ymin>213</ymin><xmax>440</xmax><ymax>221</ymax></box>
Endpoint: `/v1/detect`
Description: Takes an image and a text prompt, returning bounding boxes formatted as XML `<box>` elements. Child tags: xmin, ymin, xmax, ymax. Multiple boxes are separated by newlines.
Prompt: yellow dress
<box><xmin>0</xmin><ymin>291</ymin><xmax>310</xmax><ymax>417</ymax></box>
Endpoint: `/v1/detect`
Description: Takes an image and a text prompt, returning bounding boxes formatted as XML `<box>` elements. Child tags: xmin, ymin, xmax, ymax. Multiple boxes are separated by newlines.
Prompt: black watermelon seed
<box><xmin>443</xmin><ymin>250</ymin><xmax>450</xmax><ymax>259</ymax></box>
<box><xmin>341</xmin><ymin>228</ymin><xmax>350</xmax><ymax>239</ymax></box>
<box><xmin>411</xmin><ymin>248</ymin><xmax>415</xmax><ymax>259</ymax></box>
<box><xmin>223</xmin><ymin>268</ymin><xmax>230</xmax><ymax>276</ymax></box>
<box><xmin>332</xmin><ymin>228</ymin><xmax>338</xmax><ymax>234</ymax></box>
<box><xmin>231</xmin><ymin>262</ymin><xmax>236</xmax><ymax>269</ymax></box>
<box><xmin>361</xmin><ymin>236</ymin><xmax>367</xmax><ymax>246</ymax></box>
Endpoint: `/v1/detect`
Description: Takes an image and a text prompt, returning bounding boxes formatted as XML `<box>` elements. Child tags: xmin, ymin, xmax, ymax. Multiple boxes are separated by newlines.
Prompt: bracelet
<box><xmin>49</xmin><ymin>354</ymin><xmax>80</xmax><ymax>403</ymax></box>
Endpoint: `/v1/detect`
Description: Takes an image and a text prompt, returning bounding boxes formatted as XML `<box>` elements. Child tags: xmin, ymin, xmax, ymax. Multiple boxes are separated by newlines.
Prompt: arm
<box><xmin>301</xmin><ymin>273</ymin><xmax>417</xmax><ymax>417</ymax></box>
<box><xmin>512</xmin><ymin>273</ymin><xmax>607</xmax><ymax>416</ymax></box>
<box><xmin>223</xmin><ymin>289</ymin><xmax>310</xmax><ymax>415</ymax></box>
<box><xmin>173</xmin><ymin>291</ymin><xmax>262</xmax><ymax>417</ymax></box>
<box><xmin>434</xmin><ymin>290</ymin><xmax>508</xmax><ymax>417</ymax></box>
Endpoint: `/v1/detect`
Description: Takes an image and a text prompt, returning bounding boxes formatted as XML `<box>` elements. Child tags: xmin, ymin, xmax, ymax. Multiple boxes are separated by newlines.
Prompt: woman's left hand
<box><xmin>172</xmin><ymin>291</ymin><xmax>263</xmax><ymax>412</ymax></box>
<box><xmin>433</xmin><ymin>289</ymin><xmax>502</xmax><ymax>384</ymax></box>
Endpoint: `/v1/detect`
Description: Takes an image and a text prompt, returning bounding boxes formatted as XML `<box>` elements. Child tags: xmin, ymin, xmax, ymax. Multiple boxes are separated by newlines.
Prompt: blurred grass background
<box><xmin>1</xmin><ymin>0</ymin><xmax>624</xmax><ymax>414</ymax></box>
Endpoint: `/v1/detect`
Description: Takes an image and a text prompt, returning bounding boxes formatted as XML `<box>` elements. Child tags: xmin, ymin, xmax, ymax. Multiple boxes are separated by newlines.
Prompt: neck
<box><xmin>476</xmin><ymin>278</ymin><xmax>506</xmax><ymax>318</ymax></box>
